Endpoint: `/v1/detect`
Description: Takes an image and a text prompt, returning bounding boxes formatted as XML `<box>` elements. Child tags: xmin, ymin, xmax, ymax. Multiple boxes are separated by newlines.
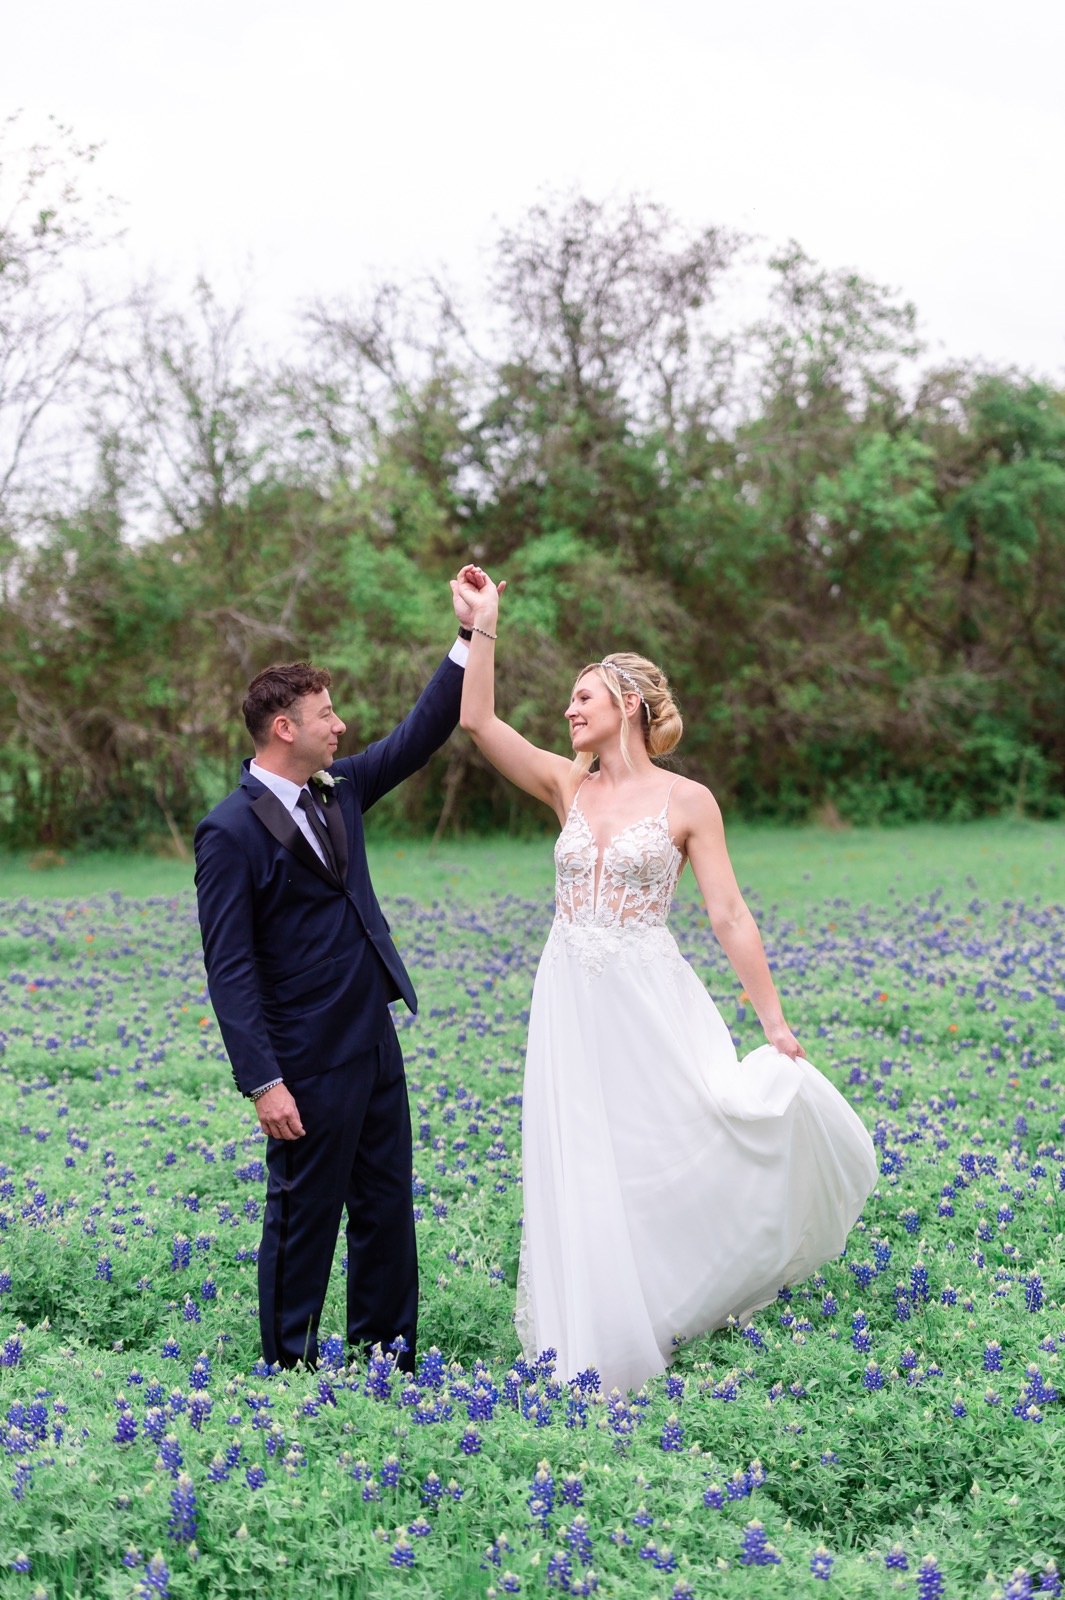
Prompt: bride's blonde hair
<box><xmin>570</xmin><ymin>652</ymin><xmax>683</xmax><ymax>777</ymax></box>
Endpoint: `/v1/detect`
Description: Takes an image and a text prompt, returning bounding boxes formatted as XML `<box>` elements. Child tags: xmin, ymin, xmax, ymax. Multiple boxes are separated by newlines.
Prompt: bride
<box><xmin>453</xmin><ymin>569</ymin><xmax>877</xmax><ymax>1395</ymax></box>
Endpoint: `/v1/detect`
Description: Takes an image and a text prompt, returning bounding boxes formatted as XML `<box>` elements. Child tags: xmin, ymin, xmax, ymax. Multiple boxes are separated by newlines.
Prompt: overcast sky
<box><xmin>6</xmin><ymin>0</ymin><xmax>1064</xmax><ymax>377</ymax></box>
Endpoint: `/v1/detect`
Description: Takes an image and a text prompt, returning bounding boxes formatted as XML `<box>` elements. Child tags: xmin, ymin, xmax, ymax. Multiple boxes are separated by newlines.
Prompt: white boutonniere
<box><xmin>311</xmin><ymin>769</ymin><xmax>346</xmax><ymax>804</ymax></box>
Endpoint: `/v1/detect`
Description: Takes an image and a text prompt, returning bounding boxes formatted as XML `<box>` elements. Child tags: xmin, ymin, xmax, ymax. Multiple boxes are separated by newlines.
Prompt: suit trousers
<box><xmin>257</xmin><ymin>1021</ymin><xmax>418</xmax><ymax>1371</ymax></box>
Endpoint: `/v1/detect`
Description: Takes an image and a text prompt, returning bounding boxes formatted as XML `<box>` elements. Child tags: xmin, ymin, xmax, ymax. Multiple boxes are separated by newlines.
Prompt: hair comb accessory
<box><xmin>594</xmin><ymin>662</ymin><xmax>649</xmax><ymax>713</ymax></box>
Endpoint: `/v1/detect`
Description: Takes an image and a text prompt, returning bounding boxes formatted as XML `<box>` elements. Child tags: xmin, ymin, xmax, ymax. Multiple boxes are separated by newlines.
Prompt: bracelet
<box><xmin>249</xmin><ymin>1078</ymin><xmax>283</xmax><ymax>1101</ymax></box>
<box><xmin>457</xmin><ymin>626</ymin><xmax>473</xmax><ymax>641</ymax></box>
<box><xmin>472</xmin><ymin>624</ymin><xmax>497</xmax><ymax>641</ymax></box>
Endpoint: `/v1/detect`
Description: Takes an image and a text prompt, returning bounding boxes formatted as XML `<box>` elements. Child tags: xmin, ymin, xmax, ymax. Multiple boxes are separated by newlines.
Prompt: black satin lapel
<box><xmin>250</xmin><ymin>790</ymin><xmax>339</xmax><ymax>890</ymax></box>
<box><xmin>323</xmin><ymin>795</ymin><xmax>349</xmax><ymax>883</ymax></box>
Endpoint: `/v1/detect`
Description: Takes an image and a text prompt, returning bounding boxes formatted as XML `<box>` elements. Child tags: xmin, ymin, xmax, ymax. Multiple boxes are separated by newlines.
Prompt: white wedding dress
<box><xmin>515</xmin><ymin>783</ymin><xmax>878</xmax><ymax>1395</ymax></box>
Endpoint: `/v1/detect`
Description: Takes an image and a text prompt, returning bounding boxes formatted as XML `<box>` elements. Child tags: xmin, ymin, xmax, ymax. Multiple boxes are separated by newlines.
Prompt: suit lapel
<box><xmin>250</xmin><ymin>788</ymin><xmax>340</xmax><ymax>890</ymax></box>
<box><xmin>319</xmin><ymin>796</ymin><xmax>348</xmax><ymax>889</ymax></box>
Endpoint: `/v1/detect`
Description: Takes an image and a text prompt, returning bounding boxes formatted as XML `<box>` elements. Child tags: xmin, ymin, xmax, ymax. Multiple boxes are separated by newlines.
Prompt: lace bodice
<box><xmin>554</xmin><ymin>782</ymin><xmax>684</xmax><ymax>930</ymax></box>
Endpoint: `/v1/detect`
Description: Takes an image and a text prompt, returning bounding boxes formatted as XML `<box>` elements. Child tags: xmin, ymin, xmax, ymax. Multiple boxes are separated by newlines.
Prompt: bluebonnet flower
<box><xmin>726</xmin><ymin>1468</ymin><xmax>751</xmax><ymax>1502</ymax></box>
<box><xmin>811</xmin><ymin>1544</ymin><xmax>833</xmax><ymax>1579</ymax></box>
<box><xmin>136</xmin><ymin>1552</ymin><xmax>171</xmax><ymax>1597</ymax></box>
<box><xmin>545</xmin><ymin>1551</ymin><xmax>573</xmax><ymax>1590</ymax></box>
<box><xmin>703</xmin><ymin>1481</ymin><xmax>724</xmax><ymax>1509</ymax></box>
<box><xmin>850</xmin><ymin>1260</ymin><xmax>876</xmax><ymax>1289</ymax></box>
<box><xmin>407</xmin><ymin>1516</ymin><xmax>431</xmax><ymax>1538</ymax></box>
<box><xmin>157</xmin><ymin>1434</ymin><xmax>183</xmax><ymax>1476</ymax></box>
<box><xmin>915</xmin><ymin>1554</ymin><xmax>944</xmax><ymax>1598</ymax></box>
<box><xmin>1</xmin><ymin>1334</ymin><xmax>23</xmax><ymax>1367</ymax></box>
<box><xmin>884</xmin><ymin>1544</ymin><xmax>909</xmax><ymax>1570</ymax></box>
<box><xmin>9</xmin><ymin>1553</ymin><xmax>30</xmax><ymax>1573</ymax></box>
<box><xmin>660</xmin><ymin>1413</ymin><xmax>684</xmax><ymax>1451</ymax></box>
<box><xmin>420</xmin><ymin>1472</ymin><xmax>443</xmax><ymax>1505</ymax></box>
<box><xmin>910</xmin><ymin>1261</ymin><xmax>930</xmax><ymax>1302</ymax></box>
<box><xmin>901</xmin><ymin>1207</ymin><xmax>921</xmax><ymax>1233</ymax></box>
<box><xmin>169</xmin><ymin>1234</ymin><xmax>191</xmax><ymax>1271</ymax></box>
<box><xmin>984</xmin><ymin>1340</ymin><xmax>1003</xmax><ymax>1372</ymax></box>
<box><xmin>381</xmin><ymin>1454</ymin><xmax>401</xmax><ymax>1487</ymax></box>
<box><xmin>319</xmin><ymin>1333</ymin><xmax>344</xmax><ymax>1368</ymax></box>
<box><xmin>654</xmin><ymin>1547</ymin><xmax>678</xmax><ymax>1572</ymax></box>
<box><xmin>529</xmin><ymin>1462</ymin><xmax>554</xmax><ymax>1530</ymax></box>
<box><xmin>560</xmin><ymin>1473</ymin><xmax>584</xmax><ymax>1506</ymax></box>
<box><xmin>862</xmin><ymin>1361</ymin><xmax>885</xmax><ymax>1391</ymax></box>
<box><xmin>364</xmin><ymin>1344</ymin><xmax>395</xmax><ymax>1401</ymax></box>
<box><xmin>1039</xmin><ymin>1560</ymin><xmax>1062</xmax><ymax>1595</ymax></box>
<box><xmin>1002</xmin><ymin>1570</ymin><xmax>1034</xmax><ymax>1599</ymax></box>
<box><xmin>482</xmin><ymin>1533</ymin><xmax>512</xmax><ymax>1568</ymax></box>
<box><xmin>459</xmin><ymin>1426</ymin><xmax>482</xmax><ymax>1455</ymax></box>
<box><xmin>160</xmin><ymin>1338</ymin><xmax>180</xmax><ymax>1360</ymax></box>
<box><xmin>113</xmin><ymin>1405</ymin><xmax>137</xmax><ymax>1445</ymax></box>
<box><xmin>244</xmin><ymin>1465</ymin><xmax>266</xmax><ymax>1489</ymax></box>
<box><xmin>94</xmin><ymin>1256</ymin><xmax>112</xmax><ymax>1282</ymax></box>
<box><xmin>739</xmin><ymin>1520</ymin><xmax>781</xmax><ymax>1566</ymax></box>
<box><xmin>821</xmin><ymin>1450</ymin><xmax>839</xmax><ymax>1466</ymax></box>
<box><xmin>1026</xmin><ymin>1273</ymin><xmax>1045</xmax><ymax>1312</ymax></box>
<box><xmin>820</xmin><ymin>1292</ymin><xmax>838</xmax><ymax>1317</ymax></box>
<box><xmin>951</xmin><ymin>1397</ymin><xmax>967</xmax><ymax>1418</ymax></box>
<box><xmin>389</xmin><ymin>1533</ymin><xmax>416</xmax><ymax>1568</ymax></box>
<box><xmin>167</xmin><ymin>1473</ymin><xmax>197</xmax><ymax>1543</ymax></box>
<box><xmin>984</xmin><ymin>1388</ymin><xmax>1002</xmax><ymax>1407</ymax></box>
<box><xmin>741</xmin><ymin>1322</ymin><xmax>766</xmax><ymax>1351</ymax></box>
<box><xmin>851</xmin><ymin>1312</ymin><xmax>873</xmax><ymax>1353</ymax></box>
<box><xmin>563</xmin><ymin>1516</ymin><xmax>593</xmax><ymax>1564</ymax></box>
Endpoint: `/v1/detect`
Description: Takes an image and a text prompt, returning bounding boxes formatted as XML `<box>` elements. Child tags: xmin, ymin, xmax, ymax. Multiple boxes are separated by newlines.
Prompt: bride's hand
<box><xmin>764</xmin><ymin>1021</ymin><xmax>806</xmax><ymax>1060</ymax></box>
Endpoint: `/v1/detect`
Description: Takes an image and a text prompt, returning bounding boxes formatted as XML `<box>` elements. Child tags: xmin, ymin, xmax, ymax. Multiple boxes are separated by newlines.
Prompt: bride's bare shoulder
<box><xmin>667</xmin><ymin>775</ymin><xmax>724</xmax><ymax>833</ymax></box>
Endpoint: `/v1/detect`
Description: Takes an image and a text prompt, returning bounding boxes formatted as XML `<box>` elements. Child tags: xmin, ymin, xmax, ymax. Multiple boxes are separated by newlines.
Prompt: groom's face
<box><xmin>289</xmin><ymin>688</ymin><xmax>346</xmax><ymax>774</ymax></box>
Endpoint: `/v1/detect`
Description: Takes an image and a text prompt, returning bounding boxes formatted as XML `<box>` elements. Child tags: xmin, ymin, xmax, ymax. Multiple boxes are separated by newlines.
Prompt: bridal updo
<box><xmin>571</xmin><ymin>652</ymin><xmax>683</xmax><ymax>776</ymax></box>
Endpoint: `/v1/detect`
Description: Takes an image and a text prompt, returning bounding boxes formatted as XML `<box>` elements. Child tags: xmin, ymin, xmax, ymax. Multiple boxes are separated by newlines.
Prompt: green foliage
<box><xmin>1</xmin><ymin>173</ymin><xmax>1064</xmax><ymax>845</ymax></box>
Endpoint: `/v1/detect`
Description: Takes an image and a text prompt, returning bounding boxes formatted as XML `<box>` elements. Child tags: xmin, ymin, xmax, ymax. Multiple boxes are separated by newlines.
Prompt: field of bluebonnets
<box><xmin>1</xmin><ymin>825</ymin><xmax>1064</xmax><ymax>1600</ymax></box>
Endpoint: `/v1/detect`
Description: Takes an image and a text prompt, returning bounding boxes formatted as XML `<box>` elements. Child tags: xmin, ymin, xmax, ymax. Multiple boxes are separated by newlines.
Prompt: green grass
<box><xmin>2</xmin><ymin>820</ymin><xmax>1065</xmax><ymax>1597</ymax></box>
<box><xmin>2</xmin><ymin>814</ymin><xmax>1062</xmax><ymax>908</ymax></box>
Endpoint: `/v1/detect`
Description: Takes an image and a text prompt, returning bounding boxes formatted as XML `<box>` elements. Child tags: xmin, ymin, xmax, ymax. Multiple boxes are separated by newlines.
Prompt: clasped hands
<box><xmin>451</xmin><ymin>562</ymin><xmax>504</xmax><ymax>632</ymax></box>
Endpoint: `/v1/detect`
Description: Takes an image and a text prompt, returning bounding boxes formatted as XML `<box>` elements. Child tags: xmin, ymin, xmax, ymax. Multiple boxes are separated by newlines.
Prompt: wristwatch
<box><xmin>457</xmin><ymin>626</ymin><xmax>473</xmax><ymax>641</ymax></box>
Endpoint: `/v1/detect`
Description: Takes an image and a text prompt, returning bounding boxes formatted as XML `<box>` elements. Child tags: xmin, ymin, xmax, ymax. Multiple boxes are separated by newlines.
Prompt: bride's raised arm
<box><xmin>452</xmin><ymin>568</ymin><xmax>572</xmax><ymax>819</ymax></box>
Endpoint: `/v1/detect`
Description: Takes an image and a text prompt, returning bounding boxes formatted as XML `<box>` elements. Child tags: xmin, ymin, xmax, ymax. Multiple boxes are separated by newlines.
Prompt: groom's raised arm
<box><xmin>194</xmin><ymin>819</ymin><xmax>283</xmax><ymax>1097</ymax></box>
<box><xmin>337</xmin><ymin>648</ymin><xmax>466</xmax><ymax>814</ymax></box>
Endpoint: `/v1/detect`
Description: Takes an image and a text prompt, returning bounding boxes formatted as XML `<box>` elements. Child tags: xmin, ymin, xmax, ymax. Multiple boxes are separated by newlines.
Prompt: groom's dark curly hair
<box><xmin>243</xmin><ymin>661</ymin><xmax>333</xmax><ymax>747</ymax></box>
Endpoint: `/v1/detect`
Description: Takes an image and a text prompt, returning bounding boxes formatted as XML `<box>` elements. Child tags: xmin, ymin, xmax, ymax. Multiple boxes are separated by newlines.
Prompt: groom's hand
<box><xmin>255</xmin><ymin>1082</ymin><xmax>306</xmax><ymax>1140</ymax></box>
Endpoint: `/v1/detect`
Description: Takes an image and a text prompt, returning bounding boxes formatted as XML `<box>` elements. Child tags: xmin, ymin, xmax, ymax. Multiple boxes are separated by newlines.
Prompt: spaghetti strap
<box><xmin>662</xmin><ymin>776</ymin><xmax>681</xmax><ymax>817</ymax></box>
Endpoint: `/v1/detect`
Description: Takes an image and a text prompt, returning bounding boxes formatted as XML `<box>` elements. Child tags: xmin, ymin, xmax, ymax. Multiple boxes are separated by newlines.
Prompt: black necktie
<box><xmin>296</xmin><ymin>789</ymin><xmax>339</xmax><ymax>878</ymax></box>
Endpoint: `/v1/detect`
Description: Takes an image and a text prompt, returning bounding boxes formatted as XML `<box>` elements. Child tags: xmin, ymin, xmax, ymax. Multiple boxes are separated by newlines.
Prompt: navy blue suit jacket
<box><xmin>194</xmin><ymin>653</ymin><xmax>462</xmax><ymax>1096</ymax></box>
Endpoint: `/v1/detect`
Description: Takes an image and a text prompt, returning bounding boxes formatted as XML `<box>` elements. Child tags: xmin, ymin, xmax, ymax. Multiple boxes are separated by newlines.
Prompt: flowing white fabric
<box><xmin>515</xmin><ymin>786</ymin><xmax>878</xmax><ymax>1395</ymax></box>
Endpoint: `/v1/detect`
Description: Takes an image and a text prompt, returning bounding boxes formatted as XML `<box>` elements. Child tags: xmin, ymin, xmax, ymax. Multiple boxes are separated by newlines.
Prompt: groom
<box><xmin>194</xmin><ymin>567</ymin><xmax>495</xmax><ymax>1371</ymax></box>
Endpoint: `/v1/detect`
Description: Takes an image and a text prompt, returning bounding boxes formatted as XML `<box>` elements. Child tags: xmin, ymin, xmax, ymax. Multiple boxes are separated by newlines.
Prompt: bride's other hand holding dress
<box><xmin>453</xmin><ymin>572</ymin><xmax>877</xmax><ymax>1395</ymax></box>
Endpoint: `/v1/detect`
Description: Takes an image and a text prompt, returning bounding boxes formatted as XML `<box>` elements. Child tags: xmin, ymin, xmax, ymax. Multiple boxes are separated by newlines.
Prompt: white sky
<box><xmin>5</xmin><ymin>0</ymin><xmax>1065</xmax><ymax>377</ymax></box>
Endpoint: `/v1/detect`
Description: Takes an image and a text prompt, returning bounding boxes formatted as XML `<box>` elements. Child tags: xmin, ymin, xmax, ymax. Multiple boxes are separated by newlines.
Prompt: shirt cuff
<box><xmin>448</xmin><ymin>638</ymin><xmax>470</xmax><ymax>667</ymax></box>
<box><xmin>249</xmin><ymin>1077</ymin><xmax>284</xmax><ymax>1101</ymax></box>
